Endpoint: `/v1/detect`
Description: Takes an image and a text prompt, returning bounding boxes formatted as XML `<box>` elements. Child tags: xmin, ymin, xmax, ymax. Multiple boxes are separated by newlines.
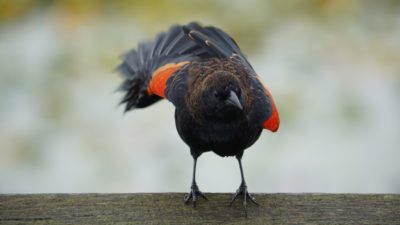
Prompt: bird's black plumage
<box><xmin>116</xmin><ymin>22</ymin><xmax>280</xmax><ymax>215</ymax></box>
<box><xmin>167</xmin><ymin>58</ymin><xmax>268</xmax><ymax>157</ymax></box>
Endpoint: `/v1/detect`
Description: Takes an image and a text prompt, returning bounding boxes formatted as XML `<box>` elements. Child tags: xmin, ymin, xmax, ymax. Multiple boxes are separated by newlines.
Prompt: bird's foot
<box><xmin>230</xmin><ymin>183</ymin><xmax>259</xmax><ymax>217</ymax></box>
<box><xmin>184</xmin><ymin>183</ymin><xmax>207</xmax><ymax>207</ymax></box>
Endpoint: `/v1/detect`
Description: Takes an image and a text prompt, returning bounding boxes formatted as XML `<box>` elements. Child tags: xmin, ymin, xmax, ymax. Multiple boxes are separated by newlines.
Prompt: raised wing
<box><xmin>117</xmin><ymin>22</ymin><xmax>279</xmax><ymax>132</ymax></box>
<box><xmin>117</xmin><ymin>24</ymin><xmax>206</xmax><ymax>111</ymax></box>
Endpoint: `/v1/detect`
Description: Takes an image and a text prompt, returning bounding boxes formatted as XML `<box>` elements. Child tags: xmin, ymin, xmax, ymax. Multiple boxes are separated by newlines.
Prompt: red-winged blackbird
<box><xmin>116</xmin><ymin>22</ymin><xmax>279</xmax><ymax>213</ymax></box>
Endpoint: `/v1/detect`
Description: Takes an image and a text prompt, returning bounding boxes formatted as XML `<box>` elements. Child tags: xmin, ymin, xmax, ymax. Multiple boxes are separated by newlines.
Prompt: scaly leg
<box><xmin>184</xmin><ymin>153</ymin><xmax>207</xmax><ymax>207</ymax></box>
<box><xmin>230</xmin><ymin>155</ymin><xmax>259</xmax><ymax>216</ymax></box>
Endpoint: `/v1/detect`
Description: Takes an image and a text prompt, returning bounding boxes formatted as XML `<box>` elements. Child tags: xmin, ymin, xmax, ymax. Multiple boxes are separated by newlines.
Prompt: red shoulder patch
<box><xmin>257</xmin><ymin>77</ymin><xmax>280</xmax><ymax>132</ymax></box>
<box><xmin>263</xmin><ymin>100</ymin><xmax>279</xmax><ymax>132</ymax></box>
<box><xmin>147</xmin><ymin>61</ymin><xmax>189</xmax><ymax>98</ymax></box>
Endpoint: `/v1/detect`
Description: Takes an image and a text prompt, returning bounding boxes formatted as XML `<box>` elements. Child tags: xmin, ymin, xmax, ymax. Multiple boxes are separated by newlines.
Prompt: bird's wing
<box><xmin>182</xmin><ymin>23</ymin><xmax>253</xmax><ymax>68</ymax></box>
<box><xmin>255</xmin><ymin>77</ymin><xmax>280</xmax><ymax>132</ymax></box>
<box><xmin>117</xmin><ymin>25</ymin><xmax>207</xmax><ymax>111</ymax></box>
<box><xmin>117</xmin><ymin>22</ymin><xmax>279</xmax><ymax>131</ymax></box>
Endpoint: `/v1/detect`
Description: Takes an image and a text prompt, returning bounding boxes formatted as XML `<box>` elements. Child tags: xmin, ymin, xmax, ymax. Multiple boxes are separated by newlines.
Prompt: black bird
<box><xmin>116</xmin><ymin>22</ymin><xmax>279</xmax><ymax>214</ymax></box>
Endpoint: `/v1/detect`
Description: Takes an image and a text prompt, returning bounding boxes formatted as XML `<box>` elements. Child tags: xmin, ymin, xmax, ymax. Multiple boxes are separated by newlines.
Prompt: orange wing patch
<box><xmin>147</xmin><ymin>61</ymin><xmax>189</xmax><ymax>98</ymax></box>
<box><xmin>257</xmin><ymin>77</ymin><xmax>280</xmax><ymax>132</ymax></box>
<box><xmin>263</xmin><ymin>99</ymin><xmax>279</xmax><ymax>132</ymax></box>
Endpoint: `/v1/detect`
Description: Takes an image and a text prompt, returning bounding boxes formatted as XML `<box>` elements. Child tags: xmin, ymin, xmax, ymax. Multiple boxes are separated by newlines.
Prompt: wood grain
<box><xmin>1</xmin><ymin>193</ymin><xmax>399</xmax><ymax>224</ymax></box>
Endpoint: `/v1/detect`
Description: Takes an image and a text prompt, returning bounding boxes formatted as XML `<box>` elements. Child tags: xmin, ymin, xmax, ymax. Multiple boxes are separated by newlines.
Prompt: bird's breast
<box><xmin>175</xmin><ymin>109</ymin><xmax>262</xmax><ymax>156</ymax></box>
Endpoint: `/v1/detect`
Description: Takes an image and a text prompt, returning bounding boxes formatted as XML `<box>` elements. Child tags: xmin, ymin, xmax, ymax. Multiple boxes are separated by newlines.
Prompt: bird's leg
<box><xmin>230</xmin><ymin>156</ymin><xmax>259</xmax><ymax>216</ymax></box>
<box><xmin>184</xmin><ymin>153</ymin><xmax>207</xmax><ymax>207</ymax></box>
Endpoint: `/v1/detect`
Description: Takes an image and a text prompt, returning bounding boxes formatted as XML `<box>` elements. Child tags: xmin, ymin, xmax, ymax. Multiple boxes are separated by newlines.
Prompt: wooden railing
<box><xmin>1</xmin><ymin>193</ymin><xmax>399</xmax><ymax>224</ymax></box>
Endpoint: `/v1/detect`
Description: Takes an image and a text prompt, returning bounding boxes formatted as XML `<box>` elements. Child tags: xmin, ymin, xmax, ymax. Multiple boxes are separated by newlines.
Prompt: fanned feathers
<box><xmin>116</xmin><ymin>22</ymin><xmax>279</xmax><ymax>131</ymax></box>
<box><xmin>117</xmin><ymin>24</ymin><xmax>203</xmax><ymax>111</ymax></box>
<box><xmin>117</xmin><ymin>22</ymin><xmax>249</xmax><ymax>111</ymax></box>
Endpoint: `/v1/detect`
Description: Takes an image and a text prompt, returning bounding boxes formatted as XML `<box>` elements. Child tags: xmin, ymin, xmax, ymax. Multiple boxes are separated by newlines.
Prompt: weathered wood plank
<box><xmin>0</xmin><ymin>193</ymin><xmax>399</xmax><ymax>224</ymax></box>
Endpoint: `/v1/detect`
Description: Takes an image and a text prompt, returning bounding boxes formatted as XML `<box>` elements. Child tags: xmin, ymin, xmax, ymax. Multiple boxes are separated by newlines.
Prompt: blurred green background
<box><xmin>1</xmin><ymin>0</ymin><xmax>399</xmax><ymax>193</ymax></box>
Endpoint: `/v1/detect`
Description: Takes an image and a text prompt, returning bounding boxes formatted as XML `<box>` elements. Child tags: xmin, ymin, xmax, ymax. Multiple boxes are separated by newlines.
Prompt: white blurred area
<box><xmin>0</xmin><ymin>1</ymin><xmax>399</xmax><ymax>193</ymax></box>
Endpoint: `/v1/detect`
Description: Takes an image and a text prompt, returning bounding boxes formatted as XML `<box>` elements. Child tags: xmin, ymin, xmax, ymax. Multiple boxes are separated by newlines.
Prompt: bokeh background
<box><xmin>1</xmin><ymin>0</ymin><xmax>399</xmax><ymax>193</ymax></box>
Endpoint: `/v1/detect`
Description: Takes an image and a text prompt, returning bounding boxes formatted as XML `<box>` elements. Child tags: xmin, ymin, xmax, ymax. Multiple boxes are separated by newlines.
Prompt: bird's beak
<box><xmin>226</xmin><ymin>90</ymin><xmax>243</xmax><ymax>110</ymax></box>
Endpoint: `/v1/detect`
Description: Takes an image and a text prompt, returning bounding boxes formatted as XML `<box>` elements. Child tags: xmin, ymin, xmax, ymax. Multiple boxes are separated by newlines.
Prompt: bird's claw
<box><xmin>230</xmin><ymin>183</ymin><xmax>259</xmax><ymax>217</ymax></box>
<box><xmin>184</xmin><ymin>183</ymin><xmax>207</xmax><ymax>207</ymax></box>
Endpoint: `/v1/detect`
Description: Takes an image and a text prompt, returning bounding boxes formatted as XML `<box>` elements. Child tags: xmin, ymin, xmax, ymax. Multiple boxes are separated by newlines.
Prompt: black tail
<box><xmin>116</xmin><ymin>25</ymin><xmax>205</xmax><ymax>112</ymax></box>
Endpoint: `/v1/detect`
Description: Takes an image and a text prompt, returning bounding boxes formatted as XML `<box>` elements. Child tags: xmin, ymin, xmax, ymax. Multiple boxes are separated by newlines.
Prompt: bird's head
<box><xmin>199</xmin><ymin>71</ymin><xmax>245</xmax><ymax>121</ymax></box>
